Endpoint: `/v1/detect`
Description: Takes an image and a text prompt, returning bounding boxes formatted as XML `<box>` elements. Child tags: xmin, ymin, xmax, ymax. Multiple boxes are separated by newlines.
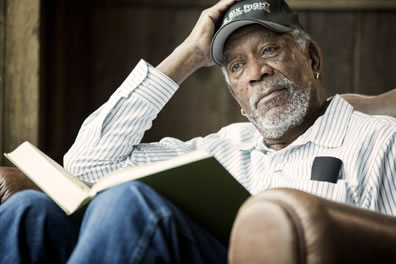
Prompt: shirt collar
<box><xmin>292</xmin><ymin>94</ymin><xmax>354</xmax><ymax>148</ymax></box>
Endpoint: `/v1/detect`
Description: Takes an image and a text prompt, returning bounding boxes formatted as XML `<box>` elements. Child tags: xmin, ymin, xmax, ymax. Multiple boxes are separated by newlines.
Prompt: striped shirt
<box><xmin>64</xmin><ymin>59</ymin><xmax>396</xmax><ymax>216</ymax></box>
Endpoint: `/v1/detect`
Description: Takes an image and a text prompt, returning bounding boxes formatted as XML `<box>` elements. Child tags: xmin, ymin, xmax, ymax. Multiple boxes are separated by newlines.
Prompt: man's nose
<box><xmin>247</xmin><ymin>58</ymin><xmax>273</xmax><ymax>85</ymax></box>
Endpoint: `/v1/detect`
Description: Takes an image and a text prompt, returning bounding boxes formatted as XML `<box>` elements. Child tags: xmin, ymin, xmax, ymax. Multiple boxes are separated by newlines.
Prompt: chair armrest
<box><xmin>342</xmin><ymin>88</ymin><xmax>396</xmax><ymax>118</ymax></box>
<box><xmin>229</xmin><ymin>188</ymin><xmax>396</xmax><ymax>264</ymax></box>
<box><xmin>0</xmin><ymin>166</ymin><xmax>41</xmax><ymax>204</ymax></box>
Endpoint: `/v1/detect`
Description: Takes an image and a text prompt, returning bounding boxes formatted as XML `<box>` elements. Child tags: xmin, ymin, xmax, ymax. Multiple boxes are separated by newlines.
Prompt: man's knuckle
<box><xmin>201</xmin><ymin>9</ymin><xmax>210</xmax><ymax>16</ymax></box>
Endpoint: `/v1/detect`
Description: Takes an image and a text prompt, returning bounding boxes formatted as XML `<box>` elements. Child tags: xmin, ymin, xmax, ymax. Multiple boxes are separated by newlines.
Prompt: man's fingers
<box><xmin>215</xmin><ymin>0</ymin><xmax>243</xmax><ymax>13</ymax></box>
<box><xmin>205</xmin><ymin>0</ymin><xmax>242</xmax><ymax>22</ymax></box>
<box><xmin>181</xmin><ymin>0</ymin><xmax>242</xmax><ymax>68</ymax></box>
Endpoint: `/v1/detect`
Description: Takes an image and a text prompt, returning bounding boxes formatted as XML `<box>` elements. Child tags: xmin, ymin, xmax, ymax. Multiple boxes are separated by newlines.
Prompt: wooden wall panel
<box><xmin>0</xmin><ymin>0</ymin><xmax>4</xmax><ymax>164</ymax></box>
<box><xmin>300</xmin><ymin>10</ymin><xmax>396</xmax><ymax>96</ymax></box>
<box><xmin>290</xmin><ymin>0</ymin><xmax>396</xmax><ymax>9</ymax></box>
<box><xmin>358</xmin><ymin>11</ymin><xmax>396</xmax><ymax>95</ymax></box>
<box><xmin>299</xmin><ymin>11</ymin><xmax>357</xmax><ymax>96</ymax></box>
<box><xmin>40</xmin><ymin>1</ymin><xmax>93</xmax><ymax>162</ymax></box>
<box><xmin>0</xmin><ymin>0</ymin><xmax>40</xmax><ymax>165</ymax></box>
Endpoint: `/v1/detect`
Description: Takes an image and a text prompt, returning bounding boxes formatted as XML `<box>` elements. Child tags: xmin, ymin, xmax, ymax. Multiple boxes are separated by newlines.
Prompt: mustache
<box><xmin>249</xmin><ymin>77</ymin><xmax>295</xmax><ymax>110</ymax></box>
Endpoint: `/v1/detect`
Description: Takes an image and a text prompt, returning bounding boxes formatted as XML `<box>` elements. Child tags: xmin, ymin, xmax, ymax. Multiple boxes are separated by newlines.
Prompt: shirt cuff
<box><xmin>118</xmin><ymin>59</ymin><xmax>179</xmax><ymax>110</ymax></box>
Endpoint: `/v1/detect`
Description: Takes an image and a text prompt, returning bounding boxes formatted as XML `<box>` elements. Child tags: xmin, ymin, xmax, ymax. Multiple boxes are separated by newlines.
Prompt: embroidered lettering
<box><xmin>223</xmin><ymin>2</ymin><xmax>271</xmax><ymax>25</ymax></box>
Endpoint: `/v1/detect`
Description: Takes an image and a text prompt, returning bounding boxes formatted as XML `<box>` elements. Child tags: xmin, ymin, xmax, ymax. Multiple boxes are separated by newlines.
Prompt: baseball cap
<box><xmin>210</xmin><ymin>0</ymin><xmax>302</xmax><ymax>66</ymax></box>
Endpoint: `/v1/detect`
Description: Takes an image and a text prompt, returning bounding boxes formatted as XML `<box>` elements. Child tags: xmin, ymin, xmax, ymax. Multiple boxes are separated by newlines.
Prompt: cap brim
<box><xmin>211</xmin><ymin>20</ymin><xmax>293</xmax><ymax>66</ymax></box>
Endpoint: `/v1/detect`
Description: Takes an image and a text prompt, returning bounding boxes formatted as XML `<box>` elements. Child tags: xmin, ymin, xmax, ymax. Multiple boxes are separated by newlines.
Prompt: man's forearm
<box><xmin>64</xmin><ymin>60</ymin><xmax>179</xmax><ymax>182</ymax></box>
<box><xmin>156</xmin><ymin>43</ymin><xmax>206</xmax><ymax>85</ymax></box>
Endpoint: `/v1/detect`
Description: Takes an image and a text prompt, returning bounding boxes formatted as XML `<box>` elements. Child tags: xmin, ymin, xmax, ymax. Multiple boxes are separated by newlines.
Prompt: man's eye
<box><xmin>231</xmin><ymin>63</ymin><xmax>241</xmax><ymax>72</ymax></box>
<box><xmin>263</xmin><ymin>46</ymin><xmax>277</xmax><ymax>55</ymax></box>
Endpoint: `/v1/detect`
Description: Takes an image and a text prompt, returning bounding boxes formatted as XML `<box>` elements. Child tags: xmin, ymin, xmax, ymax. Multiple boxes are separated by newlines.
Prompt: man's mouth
<box><xmin>254</xmin><ymin>87</ymin><xmax>287</xmax><ymax>109</ymax></box>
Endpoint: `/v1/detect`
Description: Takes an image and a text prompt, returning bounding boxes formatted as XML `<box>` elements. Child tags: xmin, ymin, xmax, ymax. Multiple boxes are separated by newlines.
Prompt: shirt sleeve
<box><xmin>63</xmin><ymin>59</ymin><xmax>179</xmax><ymax>182</ymax></box>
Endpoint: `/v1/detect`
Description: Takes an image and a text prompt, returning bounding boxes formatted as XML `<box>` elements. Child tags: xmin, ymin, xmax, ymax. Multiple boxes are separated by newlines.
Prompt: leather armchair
<box><xmin>0</xmin><ymin>166</ymin><xmax>41</xmax><ymax>204</ymax></box>
<box><xmin>229</xmin><ymin>188</ymin><xmax>396</xmax><ymax>264</ymax></box>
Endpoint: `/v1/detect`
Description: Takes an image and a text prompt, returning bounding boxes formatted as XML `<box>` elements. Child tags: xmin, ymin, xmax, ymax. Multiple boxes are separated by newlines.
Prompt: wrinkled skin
<box><xmin>224</xmin><ymin>25</ymin><xmax>326</xmax><ymax>150</ymax></box>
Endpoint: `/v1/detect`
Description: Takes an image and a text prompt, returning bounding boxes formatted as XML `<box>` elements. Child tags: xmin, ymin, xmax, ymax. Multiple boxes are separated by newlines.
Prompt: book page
<box><xmin>5</xmin><ymin>141</ymin><xmax>90</xmax><ymax>215</ymax></box>
<box><xmin>90</xmin><ymin>150</ymin><xmax>212</xmax><ymax>195</ymax></box>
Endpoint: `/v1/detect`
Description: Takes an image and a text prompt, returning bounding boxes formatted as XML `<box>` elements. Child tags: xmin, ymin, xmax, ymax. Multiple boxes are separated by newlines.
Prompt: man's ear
<box><xmin>309</xmin><ymin>40</ymin><xmax>323</xmax><ymax>75</ymax></box>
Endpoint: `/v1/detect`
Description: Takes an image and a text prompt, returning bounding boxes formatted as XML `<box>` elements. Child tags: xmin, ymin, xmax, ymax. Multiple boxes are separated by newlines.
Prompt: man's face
<box><xmin>223</xmin><ymin>25</ymin><xmax>323</xmax><ymax>139</ymax></box>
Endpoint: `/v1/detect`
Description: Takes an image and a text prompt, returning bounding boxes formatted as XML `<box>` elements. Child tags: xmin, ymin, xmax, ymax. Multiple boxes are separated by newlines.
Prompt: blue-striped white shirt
<box><xmin>64</xmin><ymin>59</ymin><xmax>396</xmax><ymax>215</ymax></box>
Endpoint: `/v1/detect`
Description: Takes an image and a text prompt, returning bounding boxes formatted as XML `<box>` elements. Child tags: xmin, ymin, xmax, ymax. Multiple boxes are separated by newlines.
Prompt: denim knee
<box><xmin>0</xmin><ymin>191</ymin><xmax>79</xmax><ymax>263</ymax></box>
<box><xmin>3</xmin><ymin>190</ymin><xmax>57</xmax><ymax>215</ymax></box>
<box><xmin>84</xmin><ymin>181</ymin><xmax>173</xmax><ymax>227</ymax></box>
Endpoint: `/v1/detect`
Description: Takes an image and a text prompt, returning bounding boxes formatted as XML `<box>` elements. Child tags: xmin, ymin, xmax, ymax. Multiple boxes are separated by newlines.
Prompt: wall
<box><xmin>40</xmin><ymin>0</ymin><xmax>396</xmax><ymax>163</ymax></box>
<box><xmin>0</xmin><ymin>0</ymin><xmax>40</xmax><ymax>165</ymax></box>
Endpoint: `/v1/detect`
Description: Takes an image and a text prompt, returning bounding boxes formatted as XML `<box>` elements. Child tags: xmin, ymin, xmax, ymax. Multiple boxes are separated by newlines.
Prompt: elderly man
<box><xmin>1</xmin><ymin>0</ymin><xmax>396</xmax><ymax>263</ymax></box>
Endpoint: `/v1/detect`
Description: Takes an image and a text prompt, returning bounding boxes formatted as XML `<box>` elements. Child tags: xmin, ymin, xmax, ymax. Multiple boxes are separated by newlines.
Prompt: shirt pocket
<box><xmin>271</xmin><ymin>178</ymin><xmax>359</xmax><ymax>206</ymax></box>
<box><xmin>301</xmin><ymin>179</ymin><xmax>359</xmax><ymax>205</ymax></box>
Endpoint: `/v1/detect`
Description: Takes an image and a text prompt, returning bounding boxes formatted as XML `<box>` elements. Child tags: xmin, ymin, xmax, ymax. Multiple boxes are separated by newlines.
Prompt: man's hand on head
<box><xmin>157</xmin><ymin>0</ymin><xmax>242</xmax><ymax>85</ymax></box>
<box><xmin>183</xmin><ymin>0</ymin><xmax>243</xmax><ymax>68</ymax></box>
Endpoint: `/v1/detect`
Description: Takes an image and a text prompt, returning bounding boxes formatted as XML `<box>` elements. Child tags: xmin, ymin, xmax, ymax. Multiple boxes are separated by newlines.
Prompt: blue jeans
<box><xmin>0</xmin><ymin>181</ymin><xmax>227</xmax><ymax>263</ymax></box>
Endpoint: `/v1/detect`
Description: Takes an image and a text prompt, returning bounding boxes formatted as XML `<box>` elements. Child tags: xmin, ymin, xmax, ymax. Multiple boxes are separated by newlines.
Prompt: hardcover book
<box><xmin>5</xmin><ymin>141</ymin><xmax>251</xmax><ymax>245</ymax></box>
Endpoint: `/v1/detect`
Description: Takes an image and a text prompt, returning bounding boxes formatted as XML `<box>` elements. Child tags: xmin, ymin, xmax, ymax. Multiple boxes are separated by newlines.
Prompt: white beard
<box><xmin>246</xmin><ymin>77</ymin><xmax>312</xmax><ymax>139</ymax></box>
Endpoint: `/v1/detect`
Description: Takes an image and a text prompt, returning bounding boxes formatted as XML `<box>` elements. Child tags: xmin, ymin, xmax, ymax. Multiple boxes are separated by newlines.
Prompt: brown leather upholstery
<box><xmin>229</xmin><ymin>188</ymin><xmax>396</xmax><ymax>264</ymax></box>
<box><xmin>342</xmin><ymin>89</ymin><xmax>396</xmax><ymax>118</ymax></box>
<box><xmin>0</xmin><ymin>166</ymin><xmax>41</xmax><ymax>204</ymax></box>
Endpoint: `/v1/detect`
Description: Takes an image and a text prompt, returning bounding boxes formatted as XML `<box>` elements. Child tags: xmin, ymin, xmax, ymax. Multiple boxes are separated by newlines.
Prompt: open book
<box><xmin>5</xmin><ymin>141</ymin><xmax>251</xmax><ymax>245</ymax></box>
